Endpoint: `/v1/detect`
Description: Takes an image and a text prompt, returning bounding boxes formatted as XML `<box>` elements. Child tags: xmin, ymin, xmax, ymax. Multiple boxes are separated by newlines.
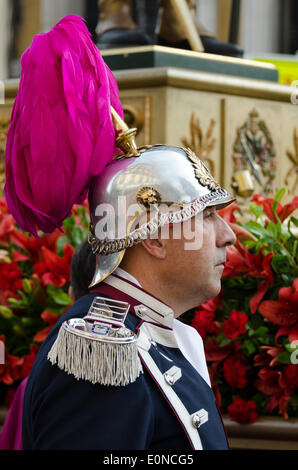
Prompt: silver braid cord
<box><xmin>88</xmin><ymin>189</ymin><xmax>229</xmax><ymax>255</ymax></box>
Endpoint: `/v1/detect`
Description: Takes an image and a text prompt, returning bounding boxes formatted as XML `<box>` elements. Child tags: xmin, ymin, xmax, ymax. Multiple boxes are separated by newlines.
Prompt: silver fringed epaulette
<box><xmin>47</xmin><ymin>297</ymin><xmax>143</xmax><ymax>386</ymax></box>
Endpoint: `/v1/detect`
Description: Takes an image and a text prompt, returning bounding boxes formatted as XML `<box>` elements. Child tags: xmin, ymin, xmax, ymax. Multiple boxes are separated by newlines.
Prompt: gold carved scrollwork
<box><xmin>0</xmin><ymin>118</ymin><xmax>10</xmax><ymax>193</ymax></box>
<box><xmin>232</xmin><ymin>108</ymin><xmax>276</xmax><ymax>195</ymax></box>
<box><xmin>285</xmin><ymin>126</ymin><xmax>298</xmax><ymax>195</ymax></box>
<box><xmin>181</xmin><ymin>112</ymin><xmax>216</xmax><ymax>174</ymax></box>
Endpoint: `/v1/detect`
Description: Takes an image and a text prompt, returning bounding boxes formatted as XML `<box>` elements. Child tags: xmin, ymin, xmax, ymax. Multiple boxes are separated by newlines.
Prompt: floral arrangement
<box><xmin>191</xmin><ymin>189</ymin><xmax>298</xmax><ymax>424</ymax></box>
<box><xmin>0</xmin><ymin>197</ymin><xmax>90</xmax><ymax>408</ymax></box>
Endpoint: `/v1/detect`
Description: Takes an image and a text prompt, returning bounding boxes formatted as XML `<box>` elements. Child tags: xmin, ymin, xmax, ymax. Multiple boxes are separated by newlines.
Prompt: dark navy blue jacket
<box><xmin>22</xmin><ymin>287</ymin><xmax>229</xmax><ymax>450</ymax></box>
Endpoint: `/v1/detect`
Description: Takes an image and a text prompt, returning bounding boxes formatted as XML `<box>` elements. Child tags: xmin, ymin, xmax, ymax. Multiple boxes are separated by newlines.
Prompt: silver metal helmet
<box><xmin>87</xmin><ymin>110</ymin><xmax>235</xmax><ymax>287</ymax></box>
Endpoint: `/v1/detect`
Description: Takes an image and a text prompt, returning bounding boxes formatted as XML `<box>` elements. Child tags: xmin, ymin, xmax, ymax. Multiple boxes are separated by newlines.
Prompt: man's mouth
<box><xmin>215</xmin><ymin>260</ymin><xmax>226</xmax><ymax>267</ymax></box>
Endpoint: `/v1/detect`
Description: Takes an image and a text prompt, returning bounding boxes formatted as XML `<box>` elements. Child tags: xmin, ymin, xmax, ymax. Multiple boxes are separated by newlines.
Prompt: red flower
<box><xmin>204</xmin><ymin>339</ymin><xmax>233</xmax><ymax>363</ymax></box>
<box><xmin>248</xmin><ymin>252</ymin><xmax>274</xmax><ymax>314</ymax></box>
<box><xmin>223</xmin><ymin>310</ymin><xmax>248</xmax><ymax>339</ymax></box>
<box><xmin>253</xmin><ymin>366</ymin><xmax>292</xmax><ymax>418</ymax></box>
<box><xmin>267</xmin><ymin>392</ymin><xmax>291</xmax><ymax>420</ymax></box>
<box><xmin>0</xmin><ymin>262</ymin><xmax>23</xmax><ymax>291</ymax></box>
<box><xmin>19</xmin><ymin>344</ymin><xmax>39</xmax><ymax>377</ymax></box>
<box><xmin>259</xmin><ymin>278</ymin><xmax>298</xmax><ymax>326</ymax></box>
<box><xmin>192</xmin><ymin>310</ymin><xmax>217</xmax><ymax>340</ymax></box>
<box><xmin>275</xmin><ymin>324</ymin><xmax>298</xmax><ymax>344</ymax></box>
<box><xmin>251</xmin><ymin>194</ymin><xmax>298</xmax><ymax>223</ymax></box>
<box><xmin>223</xmin><ymin>241</ymin><xmax>274</xmax><ymax>314</ymax></box>
<box><xmin>223</xmin><ymin>355</ymin><xmax>247</xmax><ymax>389</ymax></box>
<box><xmin>200</xmin><ymin>295</ymin><xmax>222</xmax><ymax>312</ymax></box>
<box><xmin>4</xmin><ymin>389</ymin><xmax>16</xmax><ymax>408</ymax></box>
<box><xmin>10</xmin><ymin>228</ymin><xmax>62</xmax><ymax>264</ymax></box>
<box><xmin>0</xmin><ymin>262</ymin><xmax>23</xmax><ymax>304</ymax></box>
<box><xmin>223</xmin><ymin>241</ymin><xmax>274</xmax><ymax>290</ymax></box>
<box><xmin>254</xmin><ymin>345</ymin><xmax>283</xmax><ymax>368</ymax></box>
<box><xmin>254</xmin><ymin>367</ymin><xmax>281</xmax><ymax>396</ymax></box>
<box><xmin>34</xmin><ymin>311</ymin><xmax>60</xmax><ymax>343</ymax></box>
<box><xmin>0</xmin><ymin>198</ymin><xmax>15</xmax><ymax>245</ymax></box>
<box><xmin>34</xmin><ymin>243</ymin><xmax>74</xmax><ymax>287</ymax></box>
<box><xmin>283</xmin><ymin>364</ymin><xmax>298</xmax><ymax>390</ymax></box>
<box><xmin>218</xmin><ymin>202</ymin><xmax>240</xmax><ymax>223</ymax></box>
<box><xmin>192</xmin><ymin>296</ymin><xmax>223</xmax><ymax>339</ymax></box>
<box><xmin>227</xmin><ymin>396</ymin><xmax>258</xmax><ymax>424</ymax></box>
<box><xmin>0</xmin><ymin>336</ymin><xmax>23</xmax><ymax>385</ymax></box>
<box><xmin>222</xmin><ymin>243</ymin><xmax>248</xmax><ymax>278</ymax></box>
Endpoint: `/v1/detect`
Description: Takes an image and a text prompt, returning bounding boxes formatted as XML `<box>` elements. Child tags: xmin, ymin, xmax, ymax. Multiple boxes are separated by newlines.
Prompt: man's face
<box><xmin>162</xmin><ymin>206</ymin><xmax>236</xmax><ymax>308</ymax></box>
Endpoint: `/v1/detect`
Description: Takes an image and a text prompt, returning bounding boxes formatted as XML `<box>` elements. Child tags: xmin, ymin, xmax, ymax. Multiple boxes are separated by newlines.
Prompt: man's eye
<box><xmin>205</xmin><ymin>211</ymin><xmax>215</xmax><ymax>219</ymax></box>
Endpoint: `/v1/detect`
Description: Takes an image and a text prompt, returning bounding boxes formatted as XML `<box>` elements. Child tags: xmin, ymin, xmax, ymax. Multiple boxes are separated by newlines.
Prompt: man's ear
<box><xmin>141</xmin><ymin>237</ymin><xmax>167</xmax><ymax>260</ymax></box>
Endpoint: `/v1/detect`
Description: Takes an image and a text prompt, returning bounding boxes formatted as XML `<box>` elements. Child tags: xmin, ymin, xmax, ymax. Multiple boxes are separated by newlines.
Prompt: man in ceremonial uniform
<box><xmin>5</xmin><ymin>16</ymin><xmax>236</xmax><ymax>450</ymax></box>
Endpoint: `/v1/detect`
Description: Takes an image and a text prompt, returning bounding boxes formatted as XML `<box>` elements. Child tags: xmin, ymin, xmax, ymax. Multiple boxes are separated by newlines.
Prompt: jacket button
<box><xmin>137</xmin><ymin>306</ymin><xmax>147</xmax><ymax>316</ymax></box>
<box><xmin>164</xmin><ymin>373</ymin><xmax>174</xmax><ymax>386</ymax></box>
<box><xmin>192</xmin><ymin>414</ymin><xmax>201</xmax><ymax>428</ymax></box>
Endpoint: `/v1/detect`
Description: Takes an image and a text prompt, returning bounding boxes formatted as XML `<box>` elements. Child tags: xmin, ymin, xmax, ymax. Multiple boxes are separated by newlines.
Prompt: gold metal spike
<box><xmin>110</xmin><ymin>106</ymin><xmax>140</xmax><ymax>158</ymax></box>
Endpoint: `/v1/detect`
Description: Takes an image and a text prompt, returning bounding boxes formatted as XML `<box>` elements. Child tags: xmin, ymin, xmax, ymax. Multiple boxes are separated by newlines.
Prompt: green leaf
<box><xmin>242</xmin><ymin>240</ymin><xmax>256</xmax><ymax>250</ymax></box>
<box><xmin>271</xmin><ymin>254</ymin><xmax>292</xmax><ymax>274</ymax></box>
<box><xmin>23</xmin><ymin>278</ymin><xmax>32</xmax><ymax>294</ymax></box>
<box><xmin>289</xmin><ymin>395</ymin><xmax>298</xmax><ymax>409</ymax></box>
<box><xmin>293</xmin><ymin>240</ymin><xmax>298</xmax><ymax>260</ymax></box>
<box><xmin>12</xmin><ymin>325</ymin><xmax>26</xmax><ymax>337</ymax></box>
<box><xmin>71</xmin><ymin>225</ymin><xmax>86</xmax><ymax>247</ymax></box>
<box><xmin>219</xmin><ymin>336</ymin><xmax>232</xmax><ymax>347</ymax></box>
<box><xmin>63</xmin><ymin>215</ymin><xmax>75</xmax><ymax>229</ymax></box>
<box><xmin>241</xmin><ymin>339</ymin><xmax>256</xmax><ymax>355</ymax></box>
<box><xmin>255</xmin><ymin>326</ymin><xmax>269</xmax><ymax>338</ymax></box>
<box><xmin>272</xmin><ymin>200</ymin><xmax>281</xmax><ymax>223</ymax></box>
<box><xmin>244</xmin><ymin>221</ymin><xmax>268</xmax><ymax>238</ymax></box>
<box><xmin>289</xmin><ymin>216</ymin><xmax>298</xmax><ymax>227</ymax></box>
<box><xmin>47</xmin><ymin>285</ymin><xmax>71</xmax><ymax>306</ymax></box>
<box><xmin>277</xmin><ymin>351</ymin><xmax>292</xmax><ymax>364</ymax></box>
<box><xmin>56</xmin><ymin>235</ymin><xmax>70</xmax><ymax>256</ymax></box>
<box><xmin>274</xmin><ymin>187</ymin><xmax>286</xmax><ymax>203</ymax></box>
<box><xmin>21</xmin><ymin>317</ymin><xmax>35</xmax><ymax>326</ymax></box>
<box><xmin>284</xmin><ymin>342</ymin><xmax>298</xmax><ymax>353</ymax></box>
<box><xmin>0</xmin><ymin>306</ymin><xmax>14</xmax><ymax>319</ymax></box>
<box><xmin>266</xmin><ymin>221</ymin><xmax>279</xmax><ymax>238</ymax></box>
<box><xmin>249</xmin><ymin>202</ymin><xmax>263</xmax><ymax>220</ymax></box>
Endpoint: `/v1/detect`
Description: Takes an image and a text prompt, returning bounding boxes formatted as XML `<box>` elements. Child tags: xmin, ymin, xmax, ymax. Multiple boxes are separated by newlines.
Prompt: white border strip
<box><xmin>137</xmin><ymin>324</ymin><xmax>202</xmax><ymax>450</ymax></box>
<box><xmin>105</xmin><ymin>275</ymin><xmax>173</xmax><ymax>319</ymax></box>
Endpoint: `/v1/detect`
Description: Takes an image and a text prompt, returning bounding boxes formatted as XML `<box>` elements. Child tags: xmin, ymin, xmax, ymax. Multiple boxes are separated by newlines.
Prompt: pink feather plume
<box><xmin>4</xmin><ymin>15</ymin><xmax>123</xmax><ymax>236</ymax></box>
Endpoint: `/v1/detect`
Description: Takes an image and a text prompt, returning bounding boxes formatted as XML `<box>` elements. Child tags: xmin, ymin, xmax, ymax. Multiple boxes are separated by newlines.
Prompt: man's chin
<box><xmin>193</xmin><ymin>283</ymin><xmax>221</xmax><ymax>306</ymax></box>
<box><xmin>207</xmin><ymin>282</ymin><xmax>221</xmax><ymax>301</ymax></box>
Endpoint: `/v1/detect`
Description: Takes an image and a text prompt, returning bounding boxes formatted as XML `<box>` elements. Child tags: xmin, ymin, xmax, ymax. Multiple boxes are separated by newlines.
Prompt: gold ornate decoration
<box><xmin>285</xmin><ymin>126</ymin><xmax>298</xmax><ymax>195</ymax></box>
<box><xmin>181</xmin><ymin>112</ymin><xmax>216</xmax><ymax>174</ymax></box>
<box><xmin>96</xmin><ymin>0</ymin><xmax>136</xmax><ymax>36</ymax></box>
<box><xmin>185</xmin><ymin>147</ymin><xmax>220</xmax><ymax>191</ymax></box>
<box><xmin>110</xmin><ymin>106</ymin><xmax>140</xmax><ymax>159</ymax></box>
<box><xmin>136</xmin><ymin>186</ymin><xmax>162</xmax><ymax>209</ymax></box>
<box><xmin>232</xmin><ymin>108</ymin><xmax>276</xmax><ymax>195</ymax></box>
<box><xmin>0</xmin><ymin>118</ymin><xmax>10</xmax><ymax>194</ymax></box>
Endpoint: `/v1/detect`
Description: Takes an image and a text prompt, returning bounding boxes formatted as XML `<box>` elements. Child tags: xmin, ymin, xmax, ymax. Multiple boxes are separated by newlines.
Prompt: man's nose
<box><xmin>216</xmin><ymin>215</ymin><xmax>237</xmax><ymax>247</ymax></box>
